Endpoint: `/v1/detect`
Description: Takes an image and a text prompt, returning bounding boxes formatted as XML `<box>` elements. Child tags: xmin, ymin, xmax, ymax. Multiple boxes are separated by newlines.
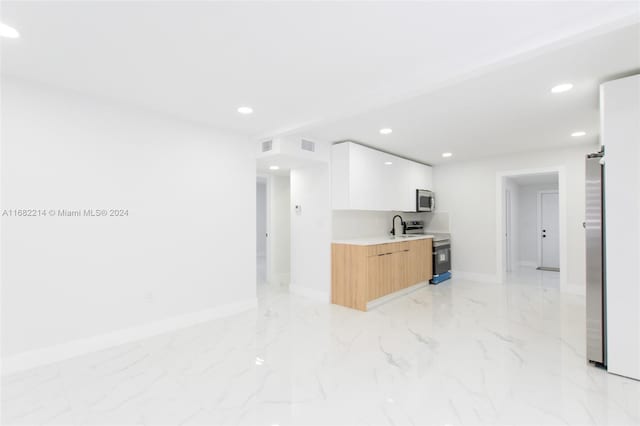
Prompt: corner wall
<box><xmin>290</xmin><ymin>165</ymin><xmax>331</xmax><ymax>301</ymax></box>
<box><xmin>268</xmin><ymin>174</ymin><xmax>290</xmax><ymax>286</ymax></box>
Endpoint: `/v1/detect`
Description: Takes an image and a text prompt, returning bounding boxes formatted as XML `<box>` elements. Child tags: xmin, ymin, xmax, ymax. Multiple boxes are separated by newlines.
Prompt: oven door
<box><xmin>433</xmin><ymin>242</ymin><xmax>451</xmax><ymax>275</ymax></box>
<box><xmin>416</xmin><ymin>190</ymin><xmax>435</xmax><ymax>212</ymax></box>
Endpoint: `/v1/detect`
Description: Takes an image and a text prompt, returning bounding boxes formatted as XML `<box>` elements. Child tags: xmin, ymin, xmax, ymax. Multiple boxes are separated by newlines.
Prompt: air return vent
<box><xmin>261</xmin><ymin>140</ymin><xmax>273</xmax><ymax>152</ymax></box>
<box><xmin>301</xmin><ymin>139</ymin><xmax>315</xmax><ymax>152</ymax></box>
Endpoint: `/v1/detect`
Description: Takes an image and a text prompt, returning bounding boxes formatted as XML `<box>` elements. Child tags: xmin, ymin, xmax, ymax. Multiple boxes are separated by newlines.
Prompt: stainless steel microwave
<box><xmin>416</xmin><ymin>189</ymin><xmax>435</xmax><ymax>212</ymax></box>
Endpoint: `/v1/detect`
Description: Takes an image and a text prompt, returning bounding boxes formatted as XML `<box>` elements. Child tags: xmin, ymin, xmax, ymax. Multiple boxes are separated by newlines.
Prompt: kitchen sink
<box><xmin>392</xmin><ymin>235</ymin><xmax>420</xmax><ymax>239</ymax></box>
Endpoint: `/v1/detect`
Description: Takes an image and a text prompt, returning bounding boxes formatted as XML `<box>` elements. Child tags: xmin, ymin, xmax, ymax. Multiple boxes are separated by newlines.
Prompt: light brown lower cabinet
<box><xmin>332</xmin><ymin>238</ymin><xmax>433</xmax><ymax>311</ymax></box>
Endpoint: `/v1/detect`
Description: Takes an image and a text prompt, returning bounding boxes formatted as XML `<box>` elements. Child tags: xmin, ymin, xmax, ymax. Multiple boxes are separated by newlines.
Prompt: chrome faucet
<box><xmin>390</xmin><ymin>215</ymin><xmax>406</xmax><ymax>236</ymax></box>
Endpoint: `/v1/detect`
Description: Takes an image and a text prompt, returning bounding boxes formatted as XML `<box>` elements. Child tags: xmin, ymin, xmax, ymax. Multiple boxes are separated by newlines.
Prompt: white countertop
<box><xmin>332</xmin><ymin>235</ymin><xmax>434</xmax><ymax>246</ymax></box>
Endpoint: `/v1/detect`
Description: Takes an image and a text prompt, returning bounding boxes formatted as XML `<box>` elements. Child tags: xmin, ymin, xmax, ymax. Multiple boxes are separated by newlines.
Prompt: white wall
<box><xmin>432</xmin><ymin>145</ymin><xmax>596</xmax><ymax>290</ymax></box>
<box><xmin>423</xmin><ymin>211</ymin><xmax>450</xmax><ymax>233</ymax></box>
<box><xmin>1</xmin><ymin>77</ymin><xmax>256</xmax><ymax>369</ymax></box>
<box><xmin>516</xmin><ymin>183</ymin><xmax>558</xmax><ymax>266</ymax></box>
<box><xmin>267</xmin><ymin>174</ymin><xmax>290</xmax><ymax>286</ymax></box>
<box><xmin>601</xmin><ymin>74</ymin><xmax>640</xmax><ymax>380</ymax></box>
<box><xmin>290</xmin><ymin>165</ymin><xmax>331</xmax><ymax>301</ymax></box>
<box><xmin>256</xmin><ymin>181</ymin><xmax>267</xmax><ymax>257</ymax></box>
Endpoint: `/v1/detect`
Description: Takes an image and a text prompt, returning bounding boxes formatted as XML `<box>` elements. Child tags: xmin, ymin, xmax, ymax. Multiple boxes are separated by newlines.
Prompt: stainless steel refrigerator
<box><xmin>585</xmin><ymin>150</ymin><xmax>606</xmax><ymax>367</ymax></box>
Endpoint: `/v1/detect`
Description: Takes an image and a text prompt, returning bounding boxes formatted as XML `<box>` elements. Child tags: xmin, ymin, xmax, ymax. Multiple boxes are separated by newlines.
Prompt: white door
<box><xmin>540</xmin><ymin>192</ymin><xmax>560</xmax><ymax>269</ymax></box>
<box><xmin>505</xmin><ymin>189</ymin><xmax>512</xmax><ymax>272</ymax></box>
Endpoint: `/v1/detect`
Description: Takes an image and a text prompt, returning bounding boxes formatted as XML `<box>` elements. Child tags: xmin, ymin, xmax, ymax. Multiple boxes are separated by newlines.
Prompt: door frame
<box><xmin>505</xmin><ymin>188</ymin><xmax>512</xmax><ymax>272</ymax></box>
<box><xmin>537</xmin><ymin>190</ymin><xmax>559</xmax><ymax>269</ymax></box>
<box><xmin>257</xmin><ymin>175</ymin><xmax>270</xmax><ymax>283</ymax></box>
<box><xmin>496</xmin><ymin>167</ymin><xmax>567</xmax><ymax>290</ymax></box>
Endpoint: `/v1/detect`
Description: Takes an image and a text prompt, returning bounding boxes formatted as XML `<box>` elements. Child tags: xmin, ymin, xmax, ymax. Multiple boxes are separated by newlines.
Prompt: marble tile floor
<box><xmin>506</xmin><ymin>266</ymin><xmax>560</xmax><ymax>290</ymax></box>
<box><xmin>2</xmin><ymin>277</ymin><xmax>639</xmax><ymax>425</ymax></box>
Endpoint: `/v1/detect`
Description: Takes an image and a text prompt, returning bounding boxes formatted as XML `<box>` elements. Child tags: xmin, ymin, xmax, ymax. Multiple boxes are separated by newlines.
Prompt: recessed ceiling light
<box><xmin>442</xmin><ymin>152</ymin><xmax>452</xmax><ymax>158</ymax></box>
<box><xmin>571</xmin><ymin>131</ymin><xmax>586</xmax><ymax>137</ymax></box>
<box><xmin>0</xmin><ymin>23</ymin><xmax>20</xmax><ymax>39</ymax></box>
<box><xmin>379</xmin><ymin>128</ymin><xmax>393</xmax><ymax>135</ymax></box>
<box><xmin>384</xmin><ymin>161</ymin><xmax>393</xmax><ymax>165</ymax></box>
<box><xmin>237</xmin><ymin>106</ymin><xmax>253</xmax><ymax>114</ymax></box>
<box><xmin>551</xmin><ymin>83</ymin><xmax>573</xmax><ymax>93</ymax></box>
<box><xmin>269</xmin><ymin>165</ymin><xmax>280</xmax><ymax>170</ymax></box>
<box><xmin>255</xmin><ymin>356</ymin><xmax>264</xmax><ymax>365</ymax></box>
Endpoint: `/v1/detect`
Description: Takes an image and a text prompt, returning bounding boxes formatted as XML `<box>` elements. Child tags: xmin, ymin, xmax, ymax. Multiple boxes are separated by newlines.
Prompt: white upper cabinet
<box><xmin>331</xmin><ymin>142</ymin><xmax>433</xmax><ymax>211</ymax></box>
<box><xmin>399</xmin><ymin>157</ymin><xmax>433</xmax><ymax>211</ymax></box>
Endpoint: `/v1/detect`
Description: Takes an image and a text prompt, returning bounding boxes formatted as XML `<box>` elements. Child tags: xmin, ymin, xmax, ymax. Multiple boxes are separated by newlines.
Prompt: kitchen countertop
<box><xmin>332</xmin><ymin>235</ymin><xmax>435</xmax><ymax>246</ymax></box>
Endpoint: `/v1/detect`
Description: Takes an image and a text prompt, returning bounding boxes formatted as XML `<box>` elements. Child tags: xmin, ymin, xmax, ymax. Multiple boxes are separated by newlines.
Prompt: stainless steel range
<box><xmin>404</xmin><ymin>221</ymin><xmax>451</xmax><ymax>284</ymax></box>
<box><xmin>430</xmin><ymin>233</ymin><xmax>451</xmax><ymax>284</ymax></box>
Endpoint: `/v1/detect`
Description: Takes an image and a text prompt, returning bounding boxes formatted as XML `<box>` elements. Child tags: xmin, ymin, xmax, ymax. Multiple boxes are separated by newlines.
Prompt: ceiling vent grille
<box><xmin>261</xmin><ymin>140</ymin><xmax>273</xmax><ymax>152</ymax></box>
<box><xmin>301</xmin><ymin>139</ymin><xmax>315</xmax><ymax>152</ymax></box>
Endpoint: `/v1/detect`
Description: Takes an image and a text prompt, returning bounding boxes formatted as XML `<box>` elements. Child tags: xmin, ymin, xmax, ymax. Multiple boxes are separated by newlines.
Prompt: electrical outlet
<box><xmin>145</xmin><ymin>291</ymin><xmax>154</xmax><ymax>303</ymax></box>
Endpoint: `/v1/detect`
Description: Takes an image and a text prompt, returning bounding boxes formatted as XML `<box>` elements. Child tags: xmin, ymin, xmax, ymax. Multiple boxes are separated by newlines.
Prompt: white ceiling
<box><xmin>2</xmin><ymin>1</ymin><xmax>639</xmax><ymax>153</ymax></box>
<box><xmin>305</xmin><ymin>22</ymin><xmax>640</xmax><ymax>164</ymax></box>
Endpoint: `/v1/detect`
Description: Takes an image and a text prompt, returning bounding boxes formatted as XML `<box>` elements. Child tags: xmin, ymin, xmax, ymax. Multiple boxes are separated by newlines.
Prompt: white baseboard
<box><xmin>289</xmin><ymin>284</ymin><xmax>330</xmax><ymax>303</ymax></box>
<box><xmin>450</xmin><ymin>270</ymin><xmax>500</xmax><ymax>283</ymax></box>
<box><xmin>1</xmin><ymin>298</ymin><xmax>258</xmax><ymax>376</ymax></box>
<box><xmin>518</xmin><ymin>261</ymin><xmax>538</xmax><ymax>268</ymax></box>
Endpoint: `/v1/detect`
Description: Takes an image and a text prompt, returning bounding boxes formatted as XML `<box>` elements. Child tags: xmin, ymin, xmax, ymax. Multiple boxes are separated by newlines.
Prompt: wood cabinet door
<box><xmin>368</xmin><ymin>250</ymin><xmax>411</xmax><ymax>300</ymax></box>
<box><xmin>408</xmin><ymin>239</ymin><xmax>432</xmax><ymax>285</ymax></box>
<box><xmin>367</xmin><ymin>254</ymin><xmax>394</xmax><ymax>301</ymax></box>
<box><xmin>392</xmin><ymin>249</ymin><xmax>409</xmax><ymax>292</ymax></box>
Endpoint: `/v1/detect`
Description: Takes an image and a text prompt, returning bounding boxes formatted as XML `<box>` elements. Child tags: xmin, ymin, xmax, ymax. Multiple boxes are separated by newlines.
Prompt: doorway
<box><xmin>497</xmin><ymin>169</ymin><xmax>565</xmax><ymax>288</ymax></box>
<box><xmin>539</xmin><ymin>191</ymin><xmax>560</xmax><ymax>271</ymax></box>
<box><xmin>256</xmin><ymin>174</ymin><xmax>291</xmax><ymax>293</ymax></box>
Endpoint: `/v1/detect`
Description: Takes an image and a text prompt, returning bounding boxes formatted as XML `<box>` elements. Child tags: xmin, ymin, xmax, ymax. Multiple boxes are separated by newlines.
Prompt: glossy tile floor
<box><xmin>506</xmin><ymin>265</ymin><xmax>560</xmax><ymax>290</ymax></box>
<box><xmin>3</xmin><ymin>276</ymin><xmax>640</xmax><ymax>425</ymax></box>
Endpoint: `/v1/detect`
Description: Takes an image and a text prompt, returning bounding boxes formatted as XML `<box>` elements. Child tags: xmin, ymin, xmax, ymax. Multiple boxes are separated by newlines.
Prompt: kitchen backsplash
<box><xmin>422</xmin><ymin>211</ymin><xmax>450</xmax><ymax>233</ymax></box>
<box><xmin>332</xmin><ymin>210</ymin><xmax>450</xmax><ymax>239</ymax></box>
